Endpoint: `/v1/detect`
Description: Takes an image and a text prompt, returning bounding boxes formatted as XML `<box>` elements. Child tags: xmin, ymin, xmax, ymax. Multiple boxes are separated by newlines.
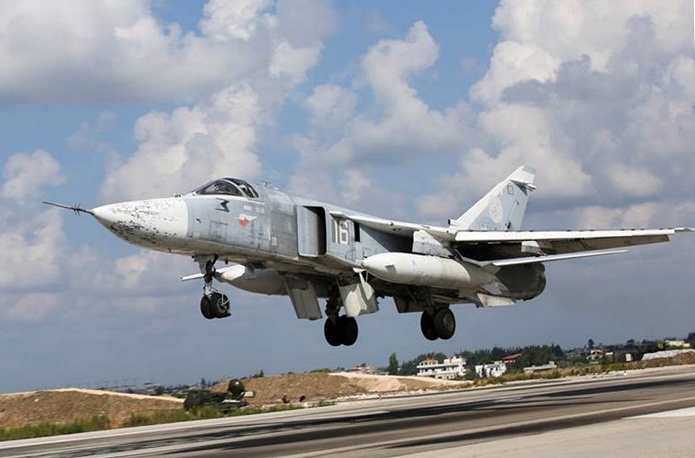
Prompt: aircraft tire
<box><xmin>433</xmin><ymin>308</ymin><xmax>455</xmax><ymax>340</ymax></box>
<box><xmin>420</xmin><ymin>312</ymin><xmax>438</xmax><ymax>341</ymax></box>
<box><xmin>209</xmin><ymin>292</ymin><xmax>231</xmax><ymax>319</ymax></box>
<box><xmin>340</xmin><ymin>316</ymin><xmax>358</xmax><ymax>346</ymax></box>
<box><xmin>200</xmin><ymin>296</ymin><xmax>214</xmax><ymax>320</ymax></box>
<box><xmin>324</xmin><ymin>318</ymin><xmax>343</xmax><ymax>347</ymax></box>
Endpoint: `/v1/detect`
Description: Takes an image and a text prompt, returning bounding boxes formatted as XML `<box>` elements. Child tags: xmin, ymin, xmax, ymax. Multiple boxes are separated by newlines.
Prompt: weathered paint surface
<box><xmin>93</xmin><ymin>198</ymin><xmax>188</xmax><ymax>251</ymax></box>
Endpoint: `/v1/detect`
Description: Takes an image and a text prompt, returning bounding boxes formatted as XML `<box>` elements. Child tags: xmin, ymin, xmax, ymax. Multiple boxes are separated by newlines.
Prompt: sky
<box><xmin>0</xmin><ymin>0</ymin><xmax>694</xmax><ymax>393</ymax></box>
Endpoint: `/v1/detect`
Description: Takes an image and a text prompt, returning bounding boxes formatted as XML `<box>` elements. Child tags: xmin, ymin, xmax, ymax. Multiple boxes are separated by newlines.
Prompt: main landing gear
<box><xmin>323</xmin><ymin>293</ymin><xmax>358</xmax><ymax>347</ymax></box>
<box><xmin>199</xmin><ymin>258</ymin><xmax>230</xmax><ymax>320</ymax></box>
<box><xmin>420</xmin><ymin>308</ymin><xmax>455</xmax><ymax>341</ymax></box>
<box><xmin>324</xmin><ymin>316</ymin><xmax>358</xmax><ymax>347</ymax></box>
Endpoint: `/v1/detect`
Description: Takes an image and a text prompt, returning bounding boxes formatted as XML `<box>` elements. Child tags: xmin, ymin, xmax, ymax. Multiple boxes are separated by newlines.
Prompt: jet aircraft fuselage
<box><xmin>48</xmin><ymin>168</ymin><xmax>691</xmax><ymax>346</ymax></box>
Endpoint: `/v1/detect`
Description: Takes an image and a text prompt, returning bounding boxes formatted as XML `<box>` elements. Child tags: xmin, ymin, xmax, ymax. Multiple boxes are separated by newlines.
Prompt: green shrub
<box><xmin>310</xmin><ymin>368</ymin><xmax>333</xmax><ymax>373</ymax></box>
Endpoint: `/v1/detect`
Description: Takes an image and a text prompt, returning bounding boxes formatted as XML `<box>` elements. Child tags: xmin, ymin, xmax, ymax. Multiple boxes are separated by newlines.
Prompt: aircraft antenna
<box><xmin>43</xmin><ymin>201</ymin><xmax>94</xmax><ymax>216</ymax></box>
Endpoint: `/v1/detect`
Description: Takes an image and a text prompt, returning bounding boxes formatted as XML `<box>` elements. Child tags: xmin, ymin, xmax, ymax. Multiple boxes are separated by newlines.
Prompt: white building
<box><xmin>523</xmin><ymin>361</ymin><xmax>557</xmax><ymax>374</ymax></box>
<box><xmin>665</xmin><ymin>339</ymin><xmax>691</xmax><ymax>349</ymax></box>
<box><xmin>416</xmin><ymin>356</ymin><xmax>467</xmax><ymax>380</ymax></box>
<box><xmin>475</xmin><ymin>361</ymin><xmax>507</xmax><ymax>378</ymax></box>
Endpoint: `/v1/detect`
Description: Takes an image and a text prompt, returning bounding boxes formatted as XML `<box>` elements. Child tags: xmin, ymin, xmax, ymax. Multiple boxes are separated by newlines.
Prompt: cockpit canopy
<box><xmin>190</xmin><ymin>178</ymin><xmax>259</xmax><ymax>199</ymax></box>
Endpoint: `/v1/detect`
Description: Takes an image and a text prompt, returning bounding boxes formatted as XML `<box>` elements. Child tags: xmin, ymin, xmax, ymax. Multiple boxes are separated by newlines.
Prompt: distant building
<box><xmin>664</xmin><ymin>339</ymin><xmax>691</xmax><ymax>349</ymax></box>
<box><xmin>523</xmin><ymin>361</ymin><xmax>558</xmax><ymax>374</ymax></box>
<box><xmin>587</xmin><ymin>347</ymin><xmax>605</xmax><ymax>361</ymax></box>
<box><xmin>502</xmin><ymin>353</ymin><xmax>523</xmax><ymax>364</ymax></box>
<box><xmin>416</xmin><ymin>356</ymin><xmax>467</xmax><ymax>380</ymax></box>
<box><xmin>475</xmin><ymin>361</ymin><xmax>507</xmax><ymax>378</ymax></box>
<box><xmin>346</xmin><ymin>364</ymin><xmax>376</xmax><ymax>375</ymax></box>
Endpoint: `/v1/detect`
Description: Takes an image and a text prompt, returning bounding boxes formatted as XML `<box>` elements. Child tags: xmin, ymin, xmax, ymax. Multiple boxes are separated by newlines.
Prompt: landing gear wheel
<box><xmin>208</xmin><ymin>292</ymin><xmax>230</xmax><ymax>318</ymax></box>
<box><xmin>420</xmin><ymin>312</ymin><xmax>438</xmax><ymax>341</ymax></box>
<box><xmin>324</xmin><ymin>318</ymin><xmax>343</xmax><ymax>347</ymax></box>
<box><xmin>200</xmin><ymin>296</ymin><xmax>214</xmax><ymax>320</ymax></box>
<box><xmin>339</xmin><ymin>316</ymin><xmax>358</xmax><ymax>346</ymax></box>
<box><xmin>433</xmin><ymin>308</ymin><xmax>456</xmax><ymax>340</ymax></box>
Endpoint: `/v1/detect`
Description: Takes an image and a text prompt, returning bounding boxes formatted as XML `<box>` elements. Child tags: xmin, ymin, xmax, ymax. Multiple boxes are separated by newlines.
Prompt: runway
<box><xmin>3</xmin><ymin>365</ymin><xmax>695</xmax><ymax>457</ymax></box>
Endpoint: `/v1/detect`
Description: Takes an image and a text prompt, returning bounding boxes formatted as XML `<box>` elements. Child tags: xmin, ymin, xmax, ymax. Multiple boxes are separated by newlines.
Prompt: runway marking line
<box><xmin>629</xmin><ymin>406</ymin><xmax>695</xmax><ymax>418</ymax></box>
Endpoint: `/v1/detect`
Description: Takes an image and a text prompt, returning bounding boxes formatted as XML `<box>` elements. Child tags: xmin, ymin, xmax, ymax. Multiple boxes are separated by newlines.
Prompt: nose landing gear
<box><xmin>199</xmin><ymin>257</ymin><xmax>230</xmax><ymax>320</ymax></box>
<box><xmin>201</xmin><ymin>292</ymin><xmax>230</xmax><ymax>319</ymax></box>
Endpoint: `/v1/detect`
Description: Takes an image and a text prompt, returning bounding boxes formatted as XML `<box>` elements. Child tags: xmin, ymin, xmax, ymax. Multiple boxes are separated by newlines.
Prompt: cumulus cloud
<box><xmin>339</xmin><ymin>169</ymin><xmax>371</xmax><ymax>205</ymax></box>
<box><xmin>0</xmin><ymin>209</ymin><xmax>65</xmax><ymax>289</ymax></box>
<box><xmin>101</xmin><ymin>85</ymin><xmax>263</xmax><ymax>201</ymax></box>
<box><xmin>418</xmin><ymin>0</ymin><xmax>694</xmax><ymax>221</ymax></box>
<box><xmin>284</xmin><ymin>1</ymin><xmax>692</xmax><ymax>228</ymax></box>
<box><xmin>68</xmin><ymin>111</ymin><xmax>118</xmax><ymax>149</ymax></box>
<box><xmin>1</xmin><ymin>150</ymin><xmax>65</xmax><ymax>203</ymax></box>
<box><xmin>304</xmin><ymin>84</ymin><xmax>357</xmax><ymax>128</ymax></box>
<box><xmin>99</xmin><ymin>0</ymin><xmax>335</xmax><ymax>202</ymax></box>
<box><xmin>290</xmin><ymin>21</ymin><xmax>472</xmax><ymax>206</ymax></box>
<box><xmin>0</xmin><ymin>148</ymin><xmax>192</xmax><ymax>321</ymax></box>
<box><xmin>5</xmin><ymin>293</ymin><xmax>60</xmax><ymax>322</ymax></box>
<box><xmin>0</xmin><ymin>151</ymin><xmax>65</xmax><ymax>300</ymax></box>
<box><xmin>0</xmin><ymin>0</ymin><xmax>334</xmax><ymax>103</ymax></box>
<box><xmin>1</xmin><ymin>0</ymin><xmax>337</xmax><ymax>323</ymax></box>
<box><xmin>200</xmin><ymin>0</ymin><xmax>273</xmax><ymax>42</ymax></box>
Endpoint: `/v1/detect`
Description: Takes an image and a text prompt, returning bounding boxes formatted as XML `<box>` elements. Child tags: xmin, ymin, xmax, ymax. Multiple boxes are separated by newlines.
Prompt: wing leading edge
<box><xmin>454</xmin><ymin>227</ymin><xmax>692</xmax><ymax>254</ymax></box>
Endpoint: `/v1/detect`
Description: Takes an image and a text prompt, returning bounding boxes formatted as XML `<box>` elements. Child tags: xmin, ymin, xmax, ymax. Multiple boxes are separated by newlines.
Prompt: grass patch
<box><xmin>113</xmin><ymin>404</ymin><xmax>304</xmax><ymax>429</ymax></box>
<box><xmin>121</xmin><ymin>407</ymin><xmax>223</xmax><ymax>428</ymax></box>
<box><xmin>0</xmin><ymin>404</ymin><xmax>307</xmax><ymax>442</ymax></box>
<box><xmin>0</xmin><ymin>415</ymin><xmax>111</xmax><ymax>442</ymax></box>
<box><xmin>226</xmin><ymin>403</ymin><xmax>304</xmax><ymax>416</ymax></box>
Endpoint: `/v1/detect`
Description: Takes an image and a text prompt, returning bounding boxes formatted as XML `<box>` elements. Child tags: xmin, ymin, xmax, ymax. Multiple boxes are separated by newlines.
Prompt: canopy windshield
<box><xmin>191</xmin><ymin>178</ymin><xmax>259</xmax><ymax>198</ymax></box>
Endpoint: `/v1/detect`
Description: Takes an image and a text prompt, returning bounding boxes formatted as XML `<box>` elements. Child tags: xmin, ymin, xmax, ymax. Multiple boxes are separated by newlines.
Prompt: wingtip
<box><xmin>675</xmin><ymin>227</ymin><xmax>694</xmax><ymax>233</ymax></box>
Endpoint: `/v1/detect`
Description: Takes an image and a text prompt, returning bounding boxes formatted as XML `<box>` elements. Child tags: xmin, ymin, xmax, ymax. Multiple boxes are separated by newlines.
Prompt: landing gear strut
<box><xmin>199</xmin><ymin>257</ymin><xmax>230</xmax><ymax>320</ymax></box>
<box><xmin>420</xmin><ymin>308</ymin><xmax>455</xmax><ymax>340</ymax></box>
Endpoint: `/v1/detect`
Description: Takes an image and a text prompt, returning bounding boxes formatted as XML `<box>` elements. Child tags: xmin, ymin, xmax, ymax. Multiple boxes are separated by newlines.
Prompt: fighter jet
<box><xmin>46</xmin><ymin>166</ymin><xmax>691</xmax><ymax>346</ymax></box>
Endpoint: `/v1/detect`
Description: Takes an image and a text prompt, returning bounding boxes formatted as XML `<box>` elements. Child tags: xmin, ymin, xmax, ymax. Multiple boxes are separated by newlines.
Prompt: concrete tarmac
<box><xmin>2</xmin><ymin>365</ymin><xmax>695</xmax><ymax>457</ymax></box>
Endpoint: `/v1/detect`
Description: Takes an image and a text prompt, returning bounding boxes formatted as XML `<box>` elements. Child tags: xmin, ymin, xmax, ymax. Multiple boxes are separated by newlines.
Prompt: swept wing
<box><xmin>333</xmin><ymin>209</ymin><xmax>691</xmax><ymax>260</ymax></box>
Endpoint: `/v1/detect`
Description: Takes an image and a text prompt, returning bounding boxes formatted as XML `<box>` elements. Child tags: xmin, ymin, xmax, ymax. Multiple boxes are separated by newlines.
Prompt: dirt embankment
<box><xmin>0</xmin><ymin>373</ymin><xmax>465</xmax><ymax>429</ymax></box>
<box><xmin>213</xmin><ymin>372</ymin><xmax>468</xmax><ymax>406</ymax></box>
<box><xmin>0</xmin><ymin>389</ymin><xmax>182</xmax><ymax>429</ymax></box>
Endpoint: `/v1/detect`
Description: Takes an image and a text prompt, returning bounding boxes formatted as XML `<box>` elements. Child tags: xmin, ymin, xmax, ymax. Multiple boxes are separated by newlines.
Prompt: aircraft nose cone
<box><xmin>92</xmin><ymin>199</ymin><xmax>188</xmax><ymax>250</ymax></box>
<box><xmin>92</xmin><ymin>204</ymin><xmax>119</xmax><ymax>226</ymax></box>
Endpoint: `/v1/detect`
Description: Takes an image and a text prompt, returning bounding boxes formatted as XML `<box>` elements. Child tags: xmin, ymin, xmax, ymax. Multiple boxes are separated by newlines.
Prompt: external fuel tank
<box><xmin>361</xmin><ymin>252</ymin><xmax>495</xmax><ymax>290</ymax></box>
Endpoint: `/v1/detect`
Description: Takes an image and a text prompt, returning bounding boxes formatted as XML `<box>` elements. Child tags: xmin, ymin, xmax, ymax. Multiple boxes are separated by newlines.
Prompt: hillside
<box><xmin>213</xmin><ymin>372</ymin><xmax>468</xmax><ymax>405</ymax></box>
<box><xmin>0</xmin><ymin>373</ymin><xmax>466</xmax><ymax>430</ymax></box>
<box><xmin>0</xmin><ymin>389</ymin><xmax>182</xmax><ymax>429</ymax></box>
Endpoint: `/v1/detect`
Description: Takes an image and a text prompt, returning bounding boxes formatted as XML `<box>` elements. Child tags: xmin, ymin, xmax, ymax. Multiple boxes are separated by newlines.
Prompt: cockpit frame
<box><xmin>190</xmin><ymin>178</ymin><xmax>259</xmax><ymax>199</ymax></box>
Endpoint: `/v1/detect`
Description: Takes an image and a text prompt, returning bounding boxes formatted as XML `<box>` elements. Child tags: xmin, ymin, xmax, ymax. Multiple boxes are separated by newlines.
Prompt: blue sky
<box><xmin>0</xmin><ymin>0</ymin><xmax>693</xmax><ymax>392</ymax></box>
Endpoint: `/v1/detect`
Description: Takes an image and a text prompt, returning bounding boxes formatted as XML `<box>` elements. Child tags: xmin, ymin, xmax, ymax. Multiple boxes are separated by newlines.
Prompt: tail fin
<box><xmin>451</xmin><ymin>166</ymin><xmax>536</xmax><ymax>231</ymax></box>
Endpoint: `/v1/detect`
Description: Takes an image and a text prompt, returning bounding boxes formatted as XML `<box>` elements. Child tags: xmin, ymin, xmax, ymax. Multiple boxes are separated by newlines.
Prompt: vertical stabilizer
<box><xmin>451</xmin><ymin>166</ymin><xmax>536</xmax><ymax>231</ymax></box>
